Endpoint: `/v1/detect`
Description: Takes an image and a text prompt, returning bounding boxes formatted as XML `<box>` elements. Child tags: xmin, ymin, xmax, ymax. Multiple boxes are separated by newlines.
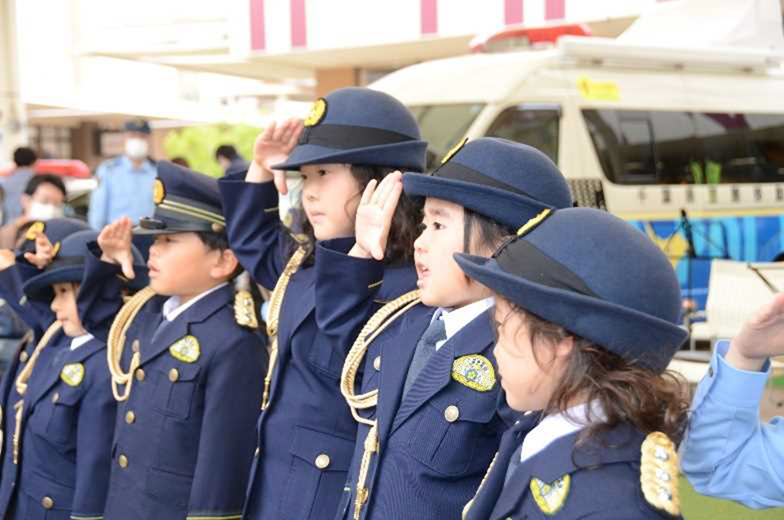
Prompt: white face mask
<box><xmin>28</xmin><ymin>201</ymin><xmax>64</xmax><ymax>221</ymax></box>
<box><xmin>125</xmin><ymin>138</ymin><xmax>149</xmax><ymax>159</ymax></box>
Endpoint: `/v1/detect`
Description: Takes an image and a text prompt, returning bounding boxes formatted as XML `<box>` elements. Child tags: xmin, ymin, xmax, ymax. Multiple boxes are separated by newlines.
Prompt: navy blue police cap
<box><xmin>24</xmin><ymin>230</ymin><xmax>147</xmax><ymax>301</ymax></box>
<box><xmin>403</xmin><ymin>137</ymin><xmax>572</xmax><ymax>230</ymax></box>
<box><xmin>272</xmin><ymin>87</ymin><xmax>427</xmax><ymax>172</ymax></box>
<box><xmin>455</xmin><ymin>208</ymin><xmax>687</xmax><ymax>373</ymax></box>
<box><xmin>137</xmin><ymin>161</ymin><xmax>226</xmax><ymax>235</ymax></box>
<box><xmin>124</xmin><ymin>119</ymin><xmax>151</xmax><ymax>135</ymax></box>
<box><xmin>17</xmin><ymin>218</ymin><xmax>90</xmax><ymax>256</ymax></box>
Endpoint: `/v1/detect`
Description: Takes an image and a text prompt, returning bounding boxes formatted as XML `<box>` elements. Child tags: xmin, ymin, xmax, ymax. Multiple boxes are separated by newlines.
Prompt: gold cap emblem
<box><xmin>516</xmin><ymin>208</ymin><xmax>552</xmax><ymax>237</ymax></box>
<box><xmin>441</xmin><ymin>137</ymin><xmax>468</xmax><ymax>165</ymax></box>
<box><xmin>153</xmin><ymin>179</ymin><xmax>166</xmax><ymax>205</ymax></box>
<box><xmin>304</xmin><ymin>98</ymin><xmax>327</xmax><ymax>127</ymax></box>
<box><xmin>26</xmin><ymin>221</ymin><xmax>45</xmax><ymax>241</ymax></box>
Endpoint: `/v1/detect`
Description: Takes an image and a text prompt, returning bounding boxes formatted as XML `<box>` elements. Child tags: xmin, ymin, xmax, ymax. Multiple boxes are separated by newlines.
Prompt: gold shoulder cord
<box><xmin>261</xmin><ymin>246</ymin><xmax>307</xmax><ymax>410</ymax></box>
<box><xmin>461</xmin><ymin>452</ymin><xmax>498</xmax><ymax>519</ymax></box>
<box><xmin>11</xmin><ymin>321</ymin><xmax>63</xmax><ymax>464</ymax></box>
<box><xmin>340</xmin><ymin>289</ymin><xmax>421</xmax><ymax>520</ymax></box>
<box><xmin>106</xmin><ymin>286</ymin><xmax>157</xmax><ymax>402</ymax></box>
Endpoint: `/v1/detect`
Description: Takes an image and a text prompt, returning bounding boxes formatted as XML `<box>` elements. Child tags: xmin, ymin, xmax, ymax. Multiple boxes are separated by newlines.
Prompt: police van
<box><xmin>371</xmin><ymin>6</ymin><xmax>784</xmax><ymax>325</ymax></box>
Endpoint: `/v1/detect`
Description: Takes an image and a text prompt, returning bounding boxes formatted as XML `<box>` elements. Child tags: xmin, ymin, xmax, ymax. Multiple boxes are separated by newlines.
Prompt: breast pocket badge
<box><xmin>451</xmin><ymin>355</ymin><xmax>496</xmax><ymax>392</ymax></box>
<box><xmin>60</xmin><ymin>363</ymin><xmax>85</xmax><ymax>387</ymax></box>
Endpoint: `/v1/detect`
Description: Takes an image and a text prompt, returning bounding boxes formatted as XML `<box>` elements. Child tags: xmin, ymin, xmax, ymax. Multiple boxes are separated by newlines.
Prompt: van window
<box><xmin>409</xmin><ymin>104</ymin><xmax>484</xmax><ymax>167</ymax></box>
<box><xmin>583</xmin><ymin>109</ymin><xmax>784</xmax><ymax>185</ymax></box>
<box><xmin>485</xmin><ymin>104</ymin><xmax>560</xmax><ymax>163</ymax></box>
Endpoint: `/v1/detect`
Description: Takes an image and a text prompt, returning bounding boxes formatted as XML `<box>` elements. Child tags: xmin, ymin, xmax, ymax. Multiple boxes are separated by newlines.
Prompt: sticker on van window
<box><xmin>577</xmin><ymin>76</ymin><xmax>620</xmax><ymax>101</ymax></box>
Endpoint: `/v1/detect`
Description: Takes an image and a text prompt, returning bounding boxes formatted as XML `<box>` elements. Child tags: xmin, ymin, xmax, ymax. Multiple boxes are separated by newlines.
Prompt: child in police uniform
<box><xmin>76</xmin><ymin>161</ymin><xmax>268</xmax><ymax>520</ymax></box>
<box><xmin>328</xmin><ymin>137</ymin><xmax>573</xmax><ymax>519</ymax></box>
<box><xmin>217</xmin><ymin>87</ymin><xmax>426</xmax><ymax>520</ymax></box>
<box><xmin>456</xmin><ymin>207</ymin><xmax>689</xmax><ymax>519</ymax></box>
<box><xmin>681</xmin><ymin>294</ymin><xmax>784</xmax><ymax>509</ymax></box>
<box><xmin>0</xmin><ymin>227</ymin><xmax>120</xmax><ymax>520</ymax></box>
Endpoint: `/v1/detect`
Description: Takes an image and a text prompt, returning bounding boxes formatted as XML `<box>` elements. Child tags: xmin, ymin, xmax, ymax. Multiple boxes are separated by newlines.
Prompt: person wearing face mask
<box><xmin>88</xmin><ymin>119</ymin><xmax>156</xmax><ymax>231</ymax></box>
<box><xmin>0</xmin><ymin>174</ymin><xmax>67</xmax><ymax>249</ymax></box>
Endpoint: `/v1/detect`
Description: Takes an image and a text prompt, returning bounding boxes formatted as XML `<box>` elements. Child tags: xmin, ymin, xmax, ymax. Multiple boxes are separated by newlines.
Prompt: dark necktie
<box><xmin>402</xmin><ymin>316</ymin><xmax>447</xmax><ymax>396</ymax></box>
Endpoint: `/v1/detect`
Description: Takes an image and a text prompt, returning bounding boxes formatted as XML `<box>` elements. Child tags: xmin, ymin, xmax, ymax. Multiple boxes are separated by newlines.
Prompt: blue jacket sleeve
<box><xmin>186</xmin><ymin>333</ymin><xmax>266</xmax><ymax>518</ymax></box>
<box><xmin>76</xmin><ymin>244</ymin><xmax>126</xmax><ymax>343</ymax></box>
<box><xmin>0</xmin><ymin>261</ymin><xmax>53</xmax><ymax>337</ymax></box>
<box><xmin>680</xmin><ymin>340</ymin><xmax>784</xmax><ymax>509</ymax></box>
<box><xmin>71</xmin><ymin>355</ymin><xmax>116</xmax><ymax>518</ymax></box>
<box><xmin>314</xmin><ymin>239</ymin><xmax>384</xmax><ymax>355</ymax></box>
<box><xmin>218</xmin><ymin>173</ymin><xmax>295</xmax><ymax>291</ymax></box>
<box><xmin>88</xmin><ymin>163</ymin><xmax>111</xmax><ymax>231</ymax></box>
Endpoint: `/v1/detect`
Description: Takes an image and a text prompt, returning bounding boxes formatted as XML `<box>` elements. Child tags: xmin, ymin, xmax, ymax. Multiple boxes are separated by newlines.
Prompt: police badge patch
<box><xmin>530</xmin><ymin>475</ymin><xmax>571</xmax><ymax>515</ymax></box>
<box><xmin>451</xmin><ymin>354</ymin><xmax>496</xmax><ymax>392</ymax></box>
<box><xmin>169</xmin><ymin>335</ymin><xmax>201</xmax><ymax>363</ymax></box>
<box><xmin>304</xmin><ymin>98</ymin><xmax>327</xmax><ymax>127</ymax></box>
<box><xmin>60</xmin><ymin>363</ymin><xmax>85</xmax><ymax>387</ymax></box>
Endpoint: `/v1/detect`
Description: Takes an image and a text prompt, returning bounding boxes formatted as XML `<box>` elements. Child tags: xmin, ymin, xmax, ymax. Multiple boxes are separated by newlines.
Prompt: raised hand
<box><xmin>0</xmin><ymin>249</ymin><xmax>15</xmax><ymax>271</ymax></box>
<box><xmin>98</xmin><ymin>217</ymin><xmax>136</xmax><ymax>279</ymax></box>
<box><xmin>23</xmin><ymin>231</ymin><xmax>57</xmax><ymax>270</ymax></box>
<box><xmin>246</xmin><ymin>118</ymin><xmax>304</xmax><ymax>195</ymax></box>
<box><xmin>350</xmin><ymin>171</ymin><xmax>403</xmax><ymax>261</ymax></box>
<box><xmin>726</xmin><ymin>293</ymin><xmax>784</xmax><ymax>371</ymax></box>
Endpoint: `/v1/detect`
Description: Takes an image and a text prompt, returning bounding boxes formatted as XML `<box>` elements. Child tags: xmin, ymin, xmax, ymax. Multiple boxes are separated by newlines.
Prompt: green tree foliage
<box><xmin>162</xmin><ymin>124</ymin><xmax>261</xmax><ymax>177</ymax></box>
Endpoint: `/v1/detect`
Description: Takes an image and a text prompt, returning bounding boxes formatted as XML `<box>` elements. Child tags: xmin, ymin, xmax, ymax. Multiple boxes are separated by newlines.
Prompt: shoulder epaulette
<box><xmin>640</xmin><ymin>431</ymin><xmax>680</xmax><ymax>517</ymax></box>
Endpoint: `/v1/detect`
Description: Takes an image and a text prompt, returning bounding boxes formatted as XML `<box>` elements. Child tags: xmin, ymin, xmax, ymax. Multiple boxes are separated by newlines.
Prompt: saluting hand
<box><xmin>350</xmin><ymin>171</ymin><xmax>403</xmax><ymax>261</ymax></box>
<box><xmin>727</xmin><ymin>292</ymin><xmax>784</xmax><ymax>371</ymax></box>
<box><xmin>98</xmin><ymin>217</ymin><xmax>136</xmax><ymax>279</ymax></box>
<box><xmin>0</xmin><ymin>249</ymin><xmax>15</xmax><ymax>271</ymax></box>
<box><xmin>23</xmin><ymin>231</ymin><xmax>56</xmax><ymax>270</ymax></box>
<box><xmin>247</xmin><ymin>118</ymin><xmax>304</xmax><ymax>195</ymax></box>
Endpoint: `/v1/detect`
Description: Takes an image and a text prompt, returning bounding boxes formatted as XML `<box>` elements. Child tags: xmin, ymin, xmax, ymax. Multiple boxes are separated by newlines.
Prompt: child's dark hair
<box><xmin>500</xmin><ymin>303</ymin><xmax>691</xmax><ymax>445</ymax></box>
<box><xmin>292</xmin><ymin>165</ymin><xmax>421</xmax><ymax>265</ymax></box>
<box><xmin>196</xmin><ymin>231</ymin><xmax>244</xmax><ymax>280</ymax></box>
<box><xmin>463</xmin><ymin>208</ymin><xmax>514</xmax><ymax>255</ymax></box>
<box><xmin>25</xmin><ymin>173</ymin><xmax>67</xmax><ymax>198</ymax></box>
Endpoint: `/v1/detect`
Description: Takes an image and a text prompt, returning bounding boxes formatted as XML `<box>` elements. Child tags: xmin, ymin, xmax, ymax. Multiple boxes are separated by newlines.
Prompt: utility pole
<box><xmin>0</xmin><ymin>0</ymin><xmax>28</xmax><ymax>163</ymax></box>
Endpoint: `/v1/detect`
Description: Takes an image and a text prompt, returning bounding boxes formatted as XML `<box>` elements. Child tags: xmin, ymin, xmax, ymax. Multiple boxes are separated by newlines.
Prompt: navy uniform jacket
<box><xmin>78</xmin><ymin>251</ymin><xmax>268</xmax><ymax>520</ymax></box>
<box><xmin>465</xmin><ymin>415</ymin><xmax>683</xmax><ymax>520</ymax></box>
<box><xmin>333</xmin><ymin>298</ymin><xmax>507</xmax><ymax>520</ymax></box>
<box><xmin>218</xmin><ymin>175</ymin><xmax>417</xmax><ymax>520</ymax></box>
<box><xmin>0</xmin><ymin>328</ymin><xmax>116</xmax><ymax>520</ymax></box>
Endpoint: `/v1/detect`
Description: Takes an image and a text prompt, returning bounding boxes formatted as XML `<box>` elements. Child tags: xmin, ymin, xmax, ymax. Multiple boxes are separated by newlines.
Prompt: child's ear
<box><xmin>554</xmin><ymin>336</ymin><xmax>574</xmax><ymax>360</ymax></box>
<box><xmin>210</xmin><ymin>249</ymin><xmax>239</xmax><ymax>280</ymax></box>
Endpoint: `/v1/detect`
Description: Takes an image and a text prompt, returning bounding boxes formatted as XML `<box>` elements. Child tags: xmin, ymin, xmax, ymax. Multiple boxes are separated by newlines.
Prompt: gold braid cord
<box><xmin>107</xmin><ymin>286</ymin><xmax>157</xmax><ymax>402</ymax></box>
<box><xmin>340</xmin><ymin>290</ymin><xmax>421</xmax><ymax>520</ymax></box>
<box><xmin>12</xmin><ymin>321</ymin><xmax>63</xmax><ymax>464</ymax></box>
<box><xmin>462</xmin><ymin>452</ymin><xmax>499</xmax><ymax>519</ymax></box>
<box><xmin>261</xmin><ymin>247</ymin><xmax>307</xmax><ymax>411</ymax></box>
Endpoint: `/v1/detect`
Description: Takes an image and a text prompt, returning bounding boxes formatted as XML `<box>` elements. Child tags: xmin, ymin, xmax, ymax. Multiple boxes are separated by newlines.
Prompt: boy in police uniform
<box><xmin>77</xmin><ymin>161</ymin><xmax>268</xmax><ymax>520</ymax></box>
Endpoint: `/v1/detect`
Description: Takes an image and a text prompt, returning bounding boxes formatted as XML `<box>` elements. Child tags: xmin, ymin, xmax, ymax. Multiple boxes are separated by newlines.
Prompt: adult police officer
<box><xmin>88</xmin><ymin>120</ymin><xmax>157</xmax><ymax>231</ymax></box>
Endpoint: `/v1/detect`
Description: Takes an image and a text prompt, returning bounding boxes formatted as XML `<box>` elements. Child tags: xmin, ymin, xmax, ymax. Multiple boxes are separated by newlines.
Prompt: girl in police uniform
<box><xmin>217</xmin><ymin>87</ymin><xmax>426</xmax><ymax>520</ymax></box>
<box><xmin>456</xmin><ymin>207</ymin><xmax>690</xmax><ymax>520</ymax></box>
<box><xmin>324</xmin><ymin>137</ymin><xmax>573</xmax><ymax>519</ymax></box>
<box><xmin>0</xmin><ymin>229</ymin><xmax>119</xmax><ymax>520</ymax></box>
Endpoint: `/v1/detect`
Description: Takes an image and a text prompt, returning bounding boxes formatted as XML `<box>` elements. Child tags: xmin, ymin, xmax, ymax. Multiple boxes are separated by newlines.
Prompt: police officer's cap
<box><xmin>124</xmin><ymin>119</ymin><xmax>151</xmax><ymax>135</ymax></box>
<box><xmin>136</xmin><ymin>161</ymin><xmax>226</xmax><ymax>235</ymax></box>
<box><xmin>455</xmin><ymin>208</ymin><xmax>687</xmax><ymax>373</ymax></box>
